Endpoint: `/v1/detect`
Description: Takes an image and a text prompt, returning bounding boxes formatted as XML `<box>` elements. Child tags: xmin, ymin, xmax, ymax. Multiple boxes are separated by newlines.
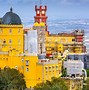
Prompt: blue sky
<box><xmin>0</xmin><ymin>0</ymin><xmax>89</xmax><ymax>22</ymax></box>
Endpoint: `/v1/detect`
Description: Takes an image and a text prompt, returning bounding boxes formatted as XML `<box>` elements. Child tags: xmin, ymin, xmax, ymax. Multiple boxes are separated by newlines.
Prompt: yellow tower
<box><xmin>0</xmin><ymin>8</ymin><xmax>24</xmax><ymax>53</ymax></box>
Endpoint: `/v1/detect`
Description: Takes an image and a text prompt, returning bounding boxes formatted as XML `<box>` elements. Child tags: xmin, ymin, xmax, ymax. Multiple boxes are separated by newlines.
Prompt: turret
<box><xmin>34</xmin><ymin>5</ymin><xmax>48</xmax><ymax>31</ymax></box>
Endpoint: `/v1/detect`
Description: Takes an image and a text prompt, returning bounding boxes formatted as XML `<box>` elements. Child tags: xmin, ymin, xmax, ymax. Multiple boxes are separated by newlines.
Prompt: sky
<box><xmin>0</xmin><ymin>0</ymin><xmax>89</xmax><ymax>22</ymax></box>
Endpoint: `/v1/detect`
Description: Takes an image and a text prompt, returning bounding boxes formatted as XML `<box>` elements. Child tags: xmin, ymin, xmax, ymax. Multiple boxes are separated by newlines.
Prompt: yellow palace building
<box><xmin>45</xmin><ymin>30</ymin><xmax>85</xmax><ymax>58</ymax></box>
<box><xmin>0</xmin><ymin>8</ymin><xmax>62</xmax><ymax>88</ymax></box>
<box><xmin>33</xmin><ymin>5</ymin><xmax>85</xmax><ymax>58</ymax></box>
<box><xmin>0</xmin><ymin>4</ymin><xmax>86</xmax><ymax>88</ymax></box>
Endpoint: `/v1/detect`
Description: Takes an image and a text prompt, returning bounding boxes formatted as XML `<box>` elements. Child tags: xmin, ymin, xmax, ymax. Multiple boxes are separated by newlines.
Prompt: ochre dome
<box><xmin>1</xmin><ymin>8</ymin><xmax>22</xmax><ymax>25</ymax></box>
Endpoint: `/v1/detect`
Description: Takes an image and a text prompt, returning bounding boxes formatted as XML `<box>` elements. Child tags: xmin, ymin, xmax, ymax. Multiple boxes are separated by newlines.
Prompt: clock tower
<box><xmin>34</xmin><ymin>5</ymin><xmax>48</xmax><ymax>31</ymax></box>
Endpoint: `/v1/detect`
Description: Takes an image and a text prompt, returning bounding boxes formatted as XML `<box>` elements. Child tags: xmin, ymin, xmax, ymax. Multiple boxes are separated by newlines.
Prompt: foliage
<box><xmin>34</xmin><ymin>77</ymin><xmax>68</xmax><ymax>90</ymax></box>
<box><xmin>86</xmin><ymin>77</ymin><xmax>89</xmax><ymax>90</ymax></box>
<box><xmin>61</xmin><ymin>68</ymin><xmax>67</xmax><ymax>77</ymax></box>
<box><xmin>0</xmin><ymin>67</ymin><xmax>26</xmax><ymax>90</ymax></box>
<box><xmin>83</xmin><ymin>77</ymin><xmax>89</xmax><ymax>90</ymax></box>
<box><xmin>86</xmin><ymin>69</ymin><xmax>89</xmax><ymax>77</ymax></box>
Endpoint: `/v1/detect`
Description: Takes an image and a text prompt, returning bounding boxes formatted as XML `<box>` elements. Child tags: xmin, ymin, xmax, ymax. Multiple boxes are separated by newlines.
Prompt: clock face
<box><xmin>42</xmin><ymin>10</ymin><xmax>45</xmax><ymax>14</ymax></box>
<box><xmin>37</xmin><ymin>10</ymin><xmax>40</xmax><ymax>14</ymax></box>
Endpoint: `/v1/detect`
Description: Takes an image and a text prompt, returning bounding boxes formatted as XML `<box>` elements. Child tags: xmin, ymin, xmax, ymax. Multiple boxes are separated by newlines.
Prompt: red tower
<box><xmin>34</xmin><ymin>5</ymin><xmax>48</xmax><ymax>30</ymax></box>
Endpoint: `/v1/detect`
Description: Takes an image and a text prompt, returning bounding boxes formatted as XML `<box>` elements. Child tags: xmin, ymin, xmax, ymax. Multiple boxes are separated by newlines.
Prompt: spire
<box><xmin>10</xmin><ymin>7</ymin><xmax>13</xmax><ymax>12</ymax></box>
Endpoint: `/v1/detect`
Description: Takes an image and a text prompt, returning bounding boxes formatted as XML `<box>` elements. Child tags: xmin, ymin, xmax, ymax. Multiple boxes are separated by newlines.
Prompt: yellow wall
<box><xmin>0</xmin><ymin>51</ymin><xmax>38</xmax><ymax>88</ymax></box>
<box><xmin>46</xmin><ymin>36</ymin><xmax>75</xmax><ymax>54</ymax></box>
<box><xmin>46</xmin><ymin>36</ymin><xmax>83</xmax><ymax>55</ymax></box>
<box><xmin>0</xmin><ymin>54</ymin><xmax>8</xmax><ymax>68</ymax></box>
<box><xmin>0</xmin><ymin>51</ymin><xmax>62</xmax><ymax>88</ymax></box>
<box><xmin>36</xmin><ymin>60</ymin><xmax>62</xmax><ymax>84</ymax></box>
<box><xmin>23</xmin><ymin>56</ymin><xmax>38</xmax><ymax>88</ymax></box>
<box><xmin>36</xmin><ymin>64</ymin><xmax>43</xmax><ymax>83</ymax></box>
<box><xmin>46</xmin><ymin>36</ymin><xmax>75</xmax><ymax>44</ymax></box>
<box><xmin>0</xmin><ymin>25</ymin><xmax>24</xmax><ymax>53</ymax></box>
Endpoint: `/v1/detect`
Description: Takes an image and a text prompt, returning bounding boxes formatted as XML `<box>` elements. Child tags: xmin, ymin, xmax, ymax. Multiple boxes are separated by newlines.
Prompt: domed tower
<box><xmin>1</xmin><ymin>8</ymin><xmax>22</xmax><ymax>25</ymax></box>
<box><xmin>0</xmin><ymin>8</ymin><xmax>24</xmax><ymax>53</ymax></box>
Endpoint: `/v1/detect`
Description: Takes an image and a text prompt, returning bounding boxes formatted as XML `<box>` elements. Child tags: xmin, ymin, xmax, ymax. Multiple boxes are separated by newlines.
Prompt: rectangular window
<box><xmin>21</xmin><ymin>58</ymin><xmax>24</xmax><ymax>62</ymax></box>
<box><xmin>9</xmin><ymin>39</ymin><xmax>12</xmax><ymax>44</ymax></box>
<box><xmin>40</xmin><ymin>29</ymin><xmax>42</xmax><ymax>32</ymax></box>
<box><xmin>18</xmin><ymin>29</ymin><xmax>20</xmax><ymax>33</ymax></box>
<box><xmin>3</xmin><ymin>39</ymin><xmax>6</xmax><ymax>44</ymax></box>
<box><xmin>9</xmin><ymin>46</ymin><xmax>12</xmax><ymax>49</ymax></box>
<box><xmin>45</xmin><ymin>67</ymin><xmax>48</xmax><ymax>71</ymax></box>
<box><xmin>9</xmin><ymin>29</ymin><xmax>12</xmax><ymax>33</ymax></box>
<box><xmin>52</xmin><ymin>66</ymin><xmax>54</xmax><ymax>70</ymax></box>
<box><xmin>56</xmin><ymin>66</ymin><xmax>58</xmax><ymax>70</ymax></box>
<box><xmin>26</xmin><ymin>60</ymin><xmax>29</xmax><ymax>66</ymax></box>
<box><xmin>49</xmin><ymin>67</ymin><xmax>52</xmax><ymax>71</ymax></box>
<box><xmin>72</xmin><ymin>39</ymin><xmax>75</xmax><ymax>41</ymax></box>
<box><xmin>26</xmin><ymin>68</ymin><xmax>29</xmax><ymax>72</ymax></box>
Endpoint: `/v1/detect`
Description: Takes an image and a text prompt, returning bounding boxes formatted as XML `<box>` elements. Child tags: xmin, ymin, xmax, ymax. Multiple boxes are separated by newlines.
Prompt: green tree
<box><xmin>34</xmin><ymin>77</ymin><xmax>68</xmax><ymax>90</ymax></box>
<box><xmin>86</xmin><ymin>69</ymin><xmax>89</xmax><ymax>77</ymax></box>
<box><xmin>61</xmin><ymin>68</ymin><xmax>67</xmax><ymax>77</ymax></box>
<box><xmin>83</xmin><ymin>77</ymin><xmax>89</xmax><ymax>90</ymax></box>
<box><xmin>0</xmin><ymin>67</ymin><xmax>26</xmax><ymax>90</ymax></box>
